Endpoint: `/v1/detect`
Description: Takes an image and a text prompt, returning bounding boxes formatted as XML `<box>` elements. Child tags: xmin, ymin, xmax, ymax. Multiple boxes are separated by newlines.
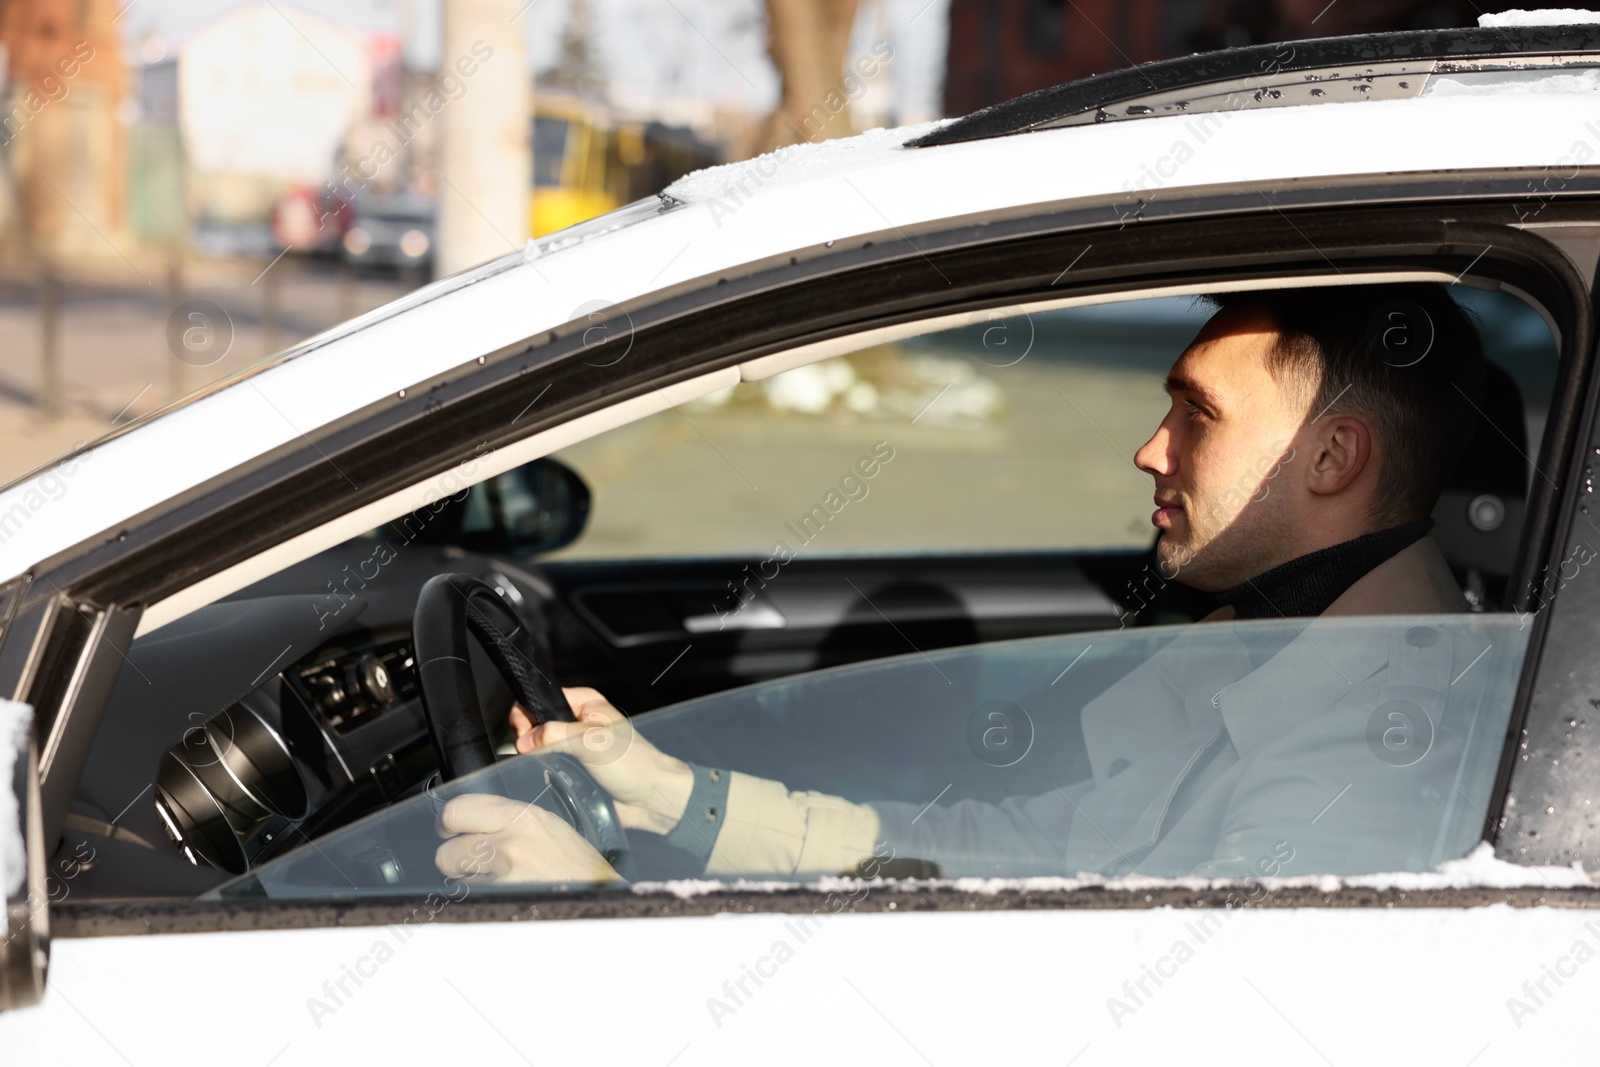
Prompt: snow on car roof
<box><xmin>1427</xmin><ymin>66</ymin><xmax>1600</xmax><ymax>95</ymax></box>
<box><xmin>1481</xmin><ymin>9</ymin><xmax>1600</xmax><ymax>27</ymax></box>
<box><xmin>661</xmin><ymin>120</ymin><xmax>950</xmax><ymax>204</ymax></box>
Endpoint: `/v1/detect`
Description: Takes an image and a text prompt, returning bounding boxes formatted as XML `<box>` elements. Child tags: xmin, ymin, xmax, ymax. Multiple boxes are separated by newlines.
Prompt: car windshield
<box><xmin>214</xmin><ymin>612</ymin><xmax>1526</xmax><ymax>899</ymax></box>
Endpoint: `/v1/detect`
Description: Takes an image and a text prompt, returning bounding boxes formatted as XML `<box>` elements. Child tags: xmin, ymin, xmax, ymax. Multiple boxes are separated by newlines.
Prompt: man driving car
<box><xmin>432</xmin><ymin>282</ymin><xmax>1489</xmax><ymax>885</ymax></box>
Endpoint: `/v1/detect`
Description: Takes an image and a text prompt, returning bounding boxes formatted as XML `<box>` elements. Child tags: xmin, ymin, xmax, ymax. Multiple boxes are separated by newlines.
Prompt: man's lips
<box><xmin>1152</xmin><ymin>497</ymin><xmax>1183</xmax><ymax>529</ymax></box>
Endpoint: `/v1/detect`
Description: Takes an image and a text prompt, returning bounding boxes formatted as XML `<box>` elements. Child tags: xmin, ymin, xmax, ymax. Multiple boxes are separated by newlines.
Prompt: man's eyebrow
<box><xmin>1164</xmin><ymin>373</ymin><xmax>1223</xmax><ymax>409</ymax></box>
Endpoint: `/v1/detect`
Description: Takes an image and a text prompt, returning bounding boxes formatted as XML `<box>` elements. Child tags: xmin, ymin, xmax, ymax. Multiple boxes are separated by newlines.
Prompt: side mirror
<box><xmin>493</xmin><ymin>457</ymin><xmax>591</xmax><ymax>555</ymax></box>
<box><xmin>1</xmin><ymin>700</ymin><xmax>47</xmax><ymax>1011</ymax></box>
<box><xmin>437</xmin><ymin>457</ymin><xmax>592</xmax><ymax>558</ymax></box>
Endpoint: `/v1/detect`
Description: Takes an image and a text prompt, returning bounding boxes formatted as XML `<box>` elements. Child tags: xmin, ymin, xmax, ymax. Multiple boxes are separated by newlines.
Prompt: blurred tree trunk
<box><xmin>756</xmin><ymin>0</ymin><xmax>860</xmax><ymax>154</ymax></box>
<box><xmin>0</xmin><ymin>0</ymin><xmax>128</xmax><ymax>261</ymax></box>
<box><xmin>437</xmin><ymin>0</ymin><xmax>530</xmax><ymax>276</ymax></box>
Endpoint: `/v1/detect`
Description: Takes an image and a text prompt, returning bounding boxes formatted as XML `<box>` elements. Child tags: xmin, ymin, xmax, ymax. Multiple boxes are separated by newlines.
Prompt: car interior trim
<box><xmin>1516</xmin><ymin>221</ymin><xmax>1600</xmax><ymax>292</ymax></box>
<box><xmin>34</xmin><ymin>605</ymin><xmax>140</xmax><ymax>854</ymax></box>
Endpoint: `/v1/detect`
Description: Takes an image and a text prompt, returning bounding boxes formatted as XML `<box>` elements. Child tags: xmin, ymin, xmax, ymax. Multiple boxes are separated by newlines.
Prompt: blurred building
<box><xmin>0</xmin><ymin>0</ymin><xmax>128</xmax><ymax>260</ymax></box>
<box><xmin>128</xmin><ymin>51</ymin><xmax>183</xmax><ymax>251</ymax></box>
<box><xmin>941</xmin><ymin>0</ymin><xmax>1563</xmax><ymax>114</ymax></box>
<box><xmin>1188</xmin><ymin>0</ymin><xmax>1543</xmax><ymax>50</ymax></box>
<box><xmin>179</xmin><ymin>4</ymin><xmax>370</xmax><ymax>225</ymax></box>
<box><xmin>942</xmin><ymin>0</ymin><xmax>1205</xmax><ymax>116</ymax></box>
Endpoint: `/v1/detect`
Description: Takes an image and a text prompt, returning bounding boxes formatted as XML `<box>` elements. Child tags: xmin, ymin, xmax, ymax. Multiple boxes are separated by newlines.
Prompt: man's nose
<box><xmin>1135</xmin><ymin>422</ymin><xmax>1176</xmax><ymax>478</ymax></box>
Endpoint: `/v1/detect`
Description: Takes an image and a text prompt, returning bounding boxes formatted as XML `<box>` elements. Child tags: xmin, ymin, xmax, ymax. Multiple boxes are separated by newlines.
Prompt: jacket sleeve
<box><xmin>703</xmin><ymin>772</ymin><xmax>883</xmax><ymax>877</ymax></box>
<box><xmin>704</xmin><ymin>771</ymin><xmax>1094</xmax><ymax>878</ymax></box>
<box><xmin>870</xmin><ymin>781</ymin><xmax>1094</xmax><ymax>877</ymax></box>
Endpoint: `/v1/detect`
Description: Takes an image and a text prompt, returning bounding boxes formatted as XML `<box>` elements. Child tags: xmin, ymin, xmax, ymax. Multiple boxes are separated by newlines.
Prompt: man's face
<box><xmin>1134</xmin><ymin>307</ymin><xmax>1314</xmax><ymax>591</ymax></box>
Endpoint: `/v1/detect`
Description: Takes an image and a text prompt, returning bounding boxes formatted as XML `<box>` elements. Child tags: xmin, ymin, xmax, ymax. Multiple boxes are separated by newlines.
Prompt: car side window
<box><xmin>544</xmin><ymin>287</ymin><xmax>1557</xmax><ymax>576</ymax></box>
<box><xmin>219</xmin><ymin>613</ymin><xmax>1530</xmax><ymax>897</ymax></box>
<box><xmin>545</xmin><ymin>295</ymin><xmax>1212</xmax><ymax>560</ymax></box>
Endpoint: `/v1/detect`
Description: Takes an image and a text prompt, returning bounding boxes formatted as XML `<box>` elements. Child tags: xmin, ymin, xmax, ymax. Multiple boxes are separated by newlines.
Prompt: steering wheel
<box><xmin>411</xmin><ymin>572</ymin><xmax>632</xmax><ymax>878</ymax></box>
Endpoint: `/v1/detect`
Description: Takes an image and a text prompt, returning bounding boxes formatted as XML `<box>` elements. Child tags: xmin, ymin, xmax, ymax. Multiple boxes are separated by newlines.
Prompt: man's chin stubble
<box><xmin>1157</xmin><ymin>535</ymin><xmax>1227</xmax><ymax>590</ymax></box>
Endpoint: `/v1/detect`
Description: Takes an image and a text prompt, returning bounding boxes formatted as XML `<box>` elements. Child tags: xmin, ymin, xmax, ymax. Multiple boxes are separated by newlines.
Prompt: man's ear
<box><xmin>1305</xmin><ymin>415</ymin><xmax>1372</xmax><ymax>497</ymax></box>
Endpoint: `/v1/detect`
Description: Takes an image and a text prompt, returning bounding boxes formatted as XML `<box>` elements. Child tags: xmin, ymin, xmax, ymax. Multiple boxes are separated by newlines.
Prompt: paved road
<box><xmin>0</xmin><ymin>255</ymin><xmax>417</xmax><ymax>485</ymax></box>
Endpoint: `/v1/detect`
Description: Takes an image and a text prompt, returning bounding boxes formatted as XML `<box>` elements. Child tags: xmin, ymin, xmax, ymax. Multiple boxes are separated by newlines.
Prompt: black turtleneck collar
<box><xmin>1215</xmin><ymin>519</ymin><xmax>1434</xmax><ymax>621</ymax></box>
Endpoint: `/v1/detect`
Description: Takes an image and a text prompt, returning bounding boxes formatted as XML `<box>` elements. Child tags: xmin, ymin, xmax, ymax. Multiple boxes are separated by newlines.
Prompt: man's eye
<box><xmin>1184</xmin><ymin>399</ymin><xmax>1208</xmax><ymax>420</ymax></box>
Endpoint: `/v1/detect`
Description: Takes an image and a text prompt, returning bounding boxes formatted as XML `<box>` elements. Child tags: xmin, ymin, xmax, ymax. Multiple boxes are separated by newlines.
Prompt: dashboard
<box><xmin>66</xmin><ymin>542</ymin><xmax>534</xmax><ymax>899</ymax></box>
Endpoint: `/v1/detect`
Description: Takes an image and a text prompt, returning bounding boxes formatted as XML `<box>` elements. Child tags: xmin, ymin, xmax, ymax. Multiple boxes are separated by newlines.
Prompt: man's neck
<box><xmin>1214</xmin><ymin>519</ymin><xmax>1434</xmax><ymax>620</ymax></box>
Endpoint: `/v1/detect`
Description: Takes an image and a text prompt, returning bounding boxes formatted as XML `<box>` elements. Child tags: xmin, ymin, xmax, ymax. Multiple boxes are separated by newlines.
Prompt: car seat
<box><xmin>1429</xmin><ymin>361</ymin><xmax>1528</xmax><ymax>610</ymax></box>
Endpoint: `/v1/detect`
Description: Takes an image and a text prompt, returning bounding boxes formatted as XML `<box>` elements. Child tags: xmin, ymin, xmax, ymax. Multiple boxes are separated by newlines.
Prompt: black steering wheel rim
<box><xmin>412</xmin><ymin>572</ymin><xmax>632</xmax><ymax>879</ymax></box>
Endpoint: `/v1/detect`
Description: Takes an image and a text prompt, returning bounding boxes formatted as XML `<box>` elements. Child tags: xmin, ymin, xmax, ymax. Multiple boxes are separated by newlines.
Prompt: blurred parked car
<box><xmin>341</xmin><ymin>192</ymin><xmax>437</xmax><ymax>272</ymax></box>
<box><xmin>271</xmin><ymin>185</ymin><xmax>354</xmax><ymax>256</ymax></box>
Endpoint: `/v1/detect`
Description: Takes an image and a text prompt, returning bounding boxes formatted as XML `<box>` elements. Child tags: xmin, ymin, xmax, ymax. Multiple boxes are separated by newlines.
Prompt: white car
<box><xmin>6</xmin><ymin>15</ymin><xmax>1600</xmax><ymax>1065</ymax></box>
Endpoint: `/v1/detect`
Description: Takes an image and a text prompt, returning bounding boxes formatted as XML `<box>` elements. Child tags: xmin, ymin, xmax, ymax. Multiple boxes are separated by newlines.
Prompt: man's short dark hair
<box><xmin>1204</xmin><ymin>283</ymin><xmax>1486</xmax><ymax>527</ymax></box>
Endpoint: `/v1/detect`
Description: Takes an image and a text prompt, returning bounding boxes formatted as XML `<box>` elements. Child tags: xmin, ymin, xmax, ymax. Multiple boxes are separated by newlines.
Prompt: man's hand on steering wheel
<box><xmin>509</xmin><ymin>687</ymin><xmax>695</xmax><ymax>836</ymax></box>
<box><xmin>434</xmin><ymin>687</ymin><xmax>695</xmax><ymax>885</ymax></box>
<box><xmin>435</xmin><ymin>793</ymin><xmax>624</xmax><ymax>885</ymax></box>
<box><xmin>417</xmin><ymin>575</ymin><xmax>661</xmax><ymax>885</ymax></box>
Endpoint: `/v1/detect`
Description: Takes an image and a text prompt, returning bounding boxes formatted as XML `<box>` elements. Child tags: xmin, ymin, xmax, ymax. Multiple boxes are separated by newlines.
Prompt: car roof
<box><xmin>6</xmin><ymin>30</ymin><xmax>1600</xmax><ymax>583</ymax></box>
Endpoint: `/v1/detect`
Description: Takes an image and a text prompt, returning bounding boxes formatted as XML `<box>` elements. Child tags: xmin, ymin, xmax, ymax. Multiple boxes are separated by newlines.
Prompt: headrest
<box><xmin>1431</xmin><ymin>361</ymin><xmax>1526</xmax><ymax>578</ymax></box>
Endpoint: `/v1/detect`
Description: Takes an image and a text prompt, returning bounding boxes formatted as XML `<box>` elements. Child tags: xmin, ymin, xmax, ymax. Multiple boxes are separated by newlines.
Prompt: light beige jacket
<box><xmin>700</xmin><ymin>537</ymin><xmax>1469</xmax><ymax>878</ymax></box>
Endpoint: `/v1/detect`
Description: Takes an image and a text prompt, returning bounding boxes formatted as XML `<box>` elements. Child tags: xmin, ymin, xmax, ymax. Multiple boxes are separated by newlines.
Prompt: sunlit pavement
<box><xmin>0</xmin><ymin>255</ymin><xmax>419</xmax><ymax>485</ymax></box>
